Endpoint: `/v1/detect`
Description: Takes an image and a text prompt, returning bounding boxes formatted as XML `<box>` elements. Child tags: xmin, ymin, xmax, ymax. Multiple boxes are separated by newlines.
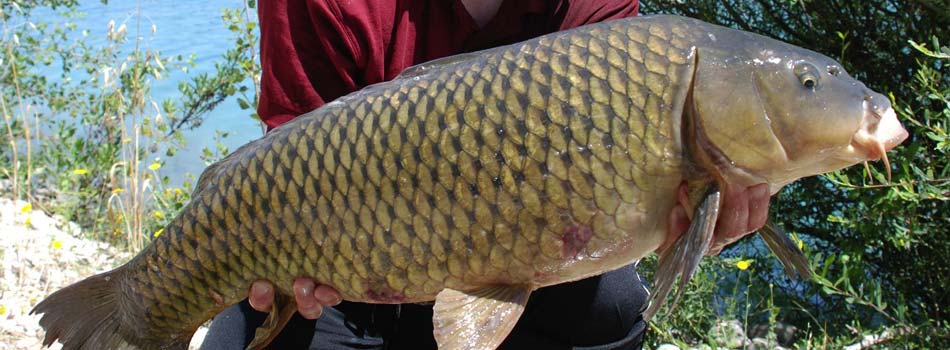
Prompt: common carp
<box><xmin>33</xmin><ymin>14</ymin><xmax>907</xmax><ymax>350</ymax></box>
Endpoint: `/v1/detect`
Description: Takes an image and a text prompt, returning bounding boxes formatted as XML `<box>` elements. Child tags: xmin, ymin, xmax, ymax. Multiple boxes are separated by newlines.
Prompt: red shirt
<box><xmin>257</xmin><ymin>0</ymin><xmax>640</xmax><ymax>130</ymax></box>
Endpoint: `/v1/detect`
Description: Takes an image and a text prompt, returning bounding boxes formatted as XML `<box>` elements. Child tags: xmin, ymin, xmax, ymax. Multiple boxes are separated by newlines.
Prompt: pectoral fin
<box><xmin>645</xmin><ymin>186</ymin><xmax>720</xmax><ymax>321</ymax></box>
<box><xmin>247</xmin><ymin>293</ymin><xmax>296</xmax><ymax>350</ymax></box>
<box><xmin>433</xmin><ymin>285</ymin><xmax>532</xmax><ymax>350</ymax></box>
<box><xmin>759</xmin><ymin>221</ymin><xmax>812</xmax><ymax>280</ymax></box>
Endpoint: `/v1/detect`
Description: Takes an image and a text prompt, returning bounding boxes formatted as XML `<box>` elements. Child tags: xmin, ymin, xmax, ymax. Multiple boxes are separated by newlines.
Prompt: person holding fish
<box><xmin>200</xmin><ymin>1</ymin><xmax>773</xmax><ymax>349</ymax></box>
<box><xmin>33</xmin><ymin>0</ymin><xmax>908</xmax><ymax>347</ymax></box>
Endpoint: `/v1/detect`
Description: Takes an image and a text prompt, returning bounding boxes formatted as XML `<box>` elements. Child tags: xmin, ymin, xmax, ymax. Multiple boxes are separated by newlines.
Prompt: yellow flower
<box><xmin>0</xmin><ymin>305</ymin><xmax>7</xmax><ymax>315</ymax></box>
<box><xmin>20</xmin><ymin>203</ymin><xmax>32</xmax><ymax>213</ymax></box>
<box><xmin>736</xmin><ymin>259</ymin><xmax>754</xmax><ymax>271</ymax></box>
<box><xmin>791</xmin><ymin>233</ymin><xmax>805</xmax><ymax>251</ymax></box>
<box><xmin>24</xmin><ymin>216</ymin><xmax>32</xmax><ymax>227</ymax></box>
<box><xmin>73</xmin><ymin>168</ymin><xmax>88</xmax><ymax>175</ymax></box>
<box><xmin>51</xmin><ymin>240</ymin><xmax>63</xmax><ymax>250</ymax></box>
<box><xmin>153</xmin><ymin>228</ymin><xmax>164</xmax><ymax>238</ymax></box>
<box><xmin>152</xmin><ymin>211</ymin><xmax>165</xmax><ymax>220</ymax></box>
<box><xmin>148</xmin><ymin>162</ymin><xmax>161</xmax><ymax>171</ymax></box>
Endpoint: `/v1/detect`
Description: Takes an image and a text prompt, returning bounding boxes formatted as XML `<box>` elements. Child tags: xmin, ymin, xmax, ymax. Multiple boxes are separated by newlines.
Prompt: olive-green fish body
<box><xmin>33</xmin><ymin>15</ymin><xmax>907</xmax><ymax>350</ymax></box>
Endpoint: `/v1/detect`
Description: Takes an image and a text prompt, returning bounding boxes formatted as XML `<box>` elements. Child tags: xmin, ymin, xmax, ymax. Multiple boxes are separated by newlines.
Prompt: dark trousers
<box><xmin>201</xmin><ymin>264</ymin><xmax>648</xmax><ymax>350</ymax></box>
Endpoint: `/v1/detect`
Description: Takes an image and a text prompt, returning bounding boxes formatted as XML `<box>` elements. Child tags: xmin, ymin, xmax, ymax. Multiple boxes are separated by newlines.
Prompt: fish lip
<box><xmin>849</xmin><ymin>105</ymin><xmax>908</xmax><ymax>161</ymax></box>
<box><xmin>846</xmin><ymin>104</ymin><xmax>908</xmax><ymax>181</ymax></box>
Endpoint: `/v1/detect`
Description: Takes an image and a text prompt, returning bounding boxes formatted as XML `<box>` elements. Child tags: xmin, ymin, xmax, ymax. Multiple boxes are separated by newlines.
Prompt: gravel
<box><xmin>0</xmin><ymin>197</ymin><xmax>208</xmax><ymax>349</ymax></box>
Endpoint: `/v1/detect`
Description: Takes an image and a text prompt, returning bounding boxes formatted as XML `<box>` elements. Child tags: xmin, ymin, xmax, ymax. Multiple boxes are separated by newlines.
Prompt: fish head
<box><xmin>689</xmin><ymin>31</ymin><xmax>908</xmax><ymax>191</ymax></box>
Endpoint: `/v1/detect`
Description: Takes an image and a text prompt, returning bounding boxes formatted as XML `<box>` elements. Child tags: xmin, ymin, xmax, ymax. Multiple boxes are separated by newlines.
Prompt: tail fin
<box><xmin>31</xmin><ymin>266</ymin><xmax>188</xmax><ymax>350</ymax></box>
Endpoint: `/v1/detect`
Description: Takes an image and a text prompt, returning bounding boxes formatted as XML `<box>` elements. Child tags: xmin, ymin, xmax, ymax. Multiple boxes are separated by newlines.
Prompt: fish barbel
<box><xmin>32</xmin><ymin>14</ymin><xmax>907</xmax><ymax>350</ymax></box>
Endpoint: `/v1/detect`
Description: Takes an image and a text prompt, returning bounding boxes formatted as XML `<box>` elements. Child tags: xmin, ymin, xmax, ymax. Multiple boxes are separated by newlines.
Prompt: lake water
<box><xmin>30</xmin><ymin>0</ymin><xmax>265</xmax><ymax>186</ymax></box>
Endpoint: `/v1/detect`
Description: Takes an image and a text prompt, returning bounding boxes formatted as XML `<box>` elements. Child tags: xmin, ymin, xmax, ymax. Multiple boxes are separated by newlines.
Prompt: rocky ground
<box><xmin>655</xmin><ymin>319</ymin><xmax>795</xmax><ymax>350</ymax></box>
<box><xmin>0</xmin><ymin>197</ymin><xmax>208</xmax><ymax>349</ymax></box>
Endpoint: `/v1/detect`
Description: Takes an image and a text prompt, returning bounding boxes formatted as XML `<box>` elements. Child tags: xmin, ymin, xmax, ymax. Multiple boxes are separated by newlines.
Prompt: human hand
<box><xmin>704</xmin><ymin>183</ymin><xmax>770</xmax><ymax>255</ymax></box>
<box><xmin>662</xmin><ymin>183</ymin><xmax>771</xmax><ymax>255</ymax></box>
<box><xmin>248</xmin><ymin>278</ymin><xmax>342</xmax><ymax>319</ymax></box>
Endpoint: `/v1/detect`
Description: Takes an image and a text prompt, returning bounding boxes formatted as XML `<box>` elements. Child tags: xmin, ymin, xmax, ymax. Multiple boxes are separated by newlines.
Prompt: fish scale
<box><xmin>35</xmin><ymin>14</ymin><xmax>906</xmax><ymax>350</ymax></box>
<box><xmin>130</xmin><ymin>18</ymin><xmax>676</xmax><ymax>337</ymax></box>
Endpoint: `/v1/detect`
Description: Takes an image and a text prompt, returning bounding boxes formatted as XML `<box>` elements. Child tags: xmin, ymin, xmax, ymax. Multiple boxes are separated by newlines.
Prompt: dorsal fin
<box><xmin>395</xmin><ymin>52</ymin><xmax>484</xmax><ymax>79</ymax></box>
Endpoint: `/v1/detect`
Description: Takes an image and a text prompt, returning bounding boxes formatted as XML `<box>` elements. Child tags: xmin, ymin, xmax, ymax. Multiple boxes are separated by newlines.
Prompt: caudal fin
<box><xmin>31</xmin><ymin>266</ymin><xmax>187</xmax><ymax>350</ymax></box>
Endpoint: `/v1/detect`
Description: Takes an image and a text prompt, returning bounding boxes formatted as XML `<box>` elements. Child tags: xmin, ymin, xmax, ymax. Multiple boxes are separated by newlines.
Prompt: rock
<box><xmin>749</xmin><ymin>322</ymin><xmax>800</xmax><ymax>346</ymax></box>
<box><xmin>657</xmin><ymin>344</ymin><xmax>682</xmax><ymax>350</ymax></box>
<box><xmin>746</xmin><ymin>337</ymin><xmax>790</xmax><ymax>350</ymax></box>
<box><xmin>709</xmin><ymin>319</ymin><xmax>750</xmax><ymax>349</ymax></box>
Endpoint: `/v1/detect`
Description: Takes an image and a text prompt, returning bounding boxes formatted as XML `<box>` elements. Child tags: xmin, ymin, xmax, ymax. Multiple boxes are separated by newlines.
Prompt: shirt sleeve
<box><xmin>554</xmin><ymin>0</ymin><xmax>639</xmax><ymax>30</ymax></box>
<box><xmin>462</xmin><ymin>0</ymin><xmax>639</xmax><ymax>52</ymax></box>
<box><xmin>257</xmin><ymin>0</ymin><xmax>639</xmax><ymax>130</ymax></box>
<box><xmin>257</xmin><ymin>0</ymin><xmax>362</xmax><ymax>130</ymax></box>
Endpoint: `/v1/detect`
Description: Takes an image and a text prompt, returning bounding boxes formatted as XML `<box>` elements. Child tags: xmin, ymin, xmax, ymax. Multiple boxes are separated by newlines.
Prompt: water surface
<box><xmin>32</xmin><ymin>0</ymin><xmax>264</xmax><ymax>186</ymax></box>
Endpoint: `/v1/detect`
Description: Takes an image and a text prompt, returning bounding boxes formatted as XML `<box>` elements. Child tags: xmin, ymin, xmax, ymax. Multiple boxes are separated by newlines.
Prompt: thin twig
<box><xmin>835</xmin><ymin>178</ymin><xmax>950</xmax><ymax>190</ymax></box>
<box><xmin>241</xmin><ymin>0</ymin><xmax>264</xmax><ymax>134</ymax></box>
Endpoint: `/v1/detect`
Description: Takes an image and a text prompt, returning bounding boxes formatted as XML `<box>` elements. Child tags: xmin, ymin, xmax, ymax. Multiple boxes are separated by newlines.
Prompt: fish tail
<box><xmin>31</xmin><ymin>265</ymin><xmax>188</xmax><ymax>350</ymax></box>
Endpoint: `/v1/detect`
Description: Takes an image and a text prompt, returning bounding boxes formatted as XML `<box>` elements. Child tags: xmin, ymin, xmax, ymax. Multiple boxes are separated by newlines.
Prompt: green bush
<box><xmin>0</xmin><ymin>0</ymin><xmax>260</xmax><ymax>250</ymax></box>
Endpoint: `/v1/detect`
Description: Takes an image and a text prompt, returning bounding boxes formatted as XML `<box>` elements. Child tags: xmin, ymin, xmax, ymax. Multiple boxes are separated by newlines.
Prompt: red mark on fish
<box><xmin>561</xmin><ymin>224</ymin><xmax>593</xmax><ymax>259</ymax></box>
<box><xmin>366</xmin><ymin>287</ymin><xmax>405</xmax><ymax>303</ymax></box>
<box><xmin>210</xmin><ymin>291</ymin><xmax>225</xmax><ymax>306</ymax></box>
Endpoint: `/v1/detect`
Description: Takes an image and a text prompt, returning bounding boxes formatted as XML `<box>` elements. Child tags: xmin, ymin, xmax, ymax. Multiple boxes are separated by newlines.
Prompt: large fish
<box><xmin>32</xmin><ymin>14</ymin><xmax>907</xmax><ymax>350</ymax></box>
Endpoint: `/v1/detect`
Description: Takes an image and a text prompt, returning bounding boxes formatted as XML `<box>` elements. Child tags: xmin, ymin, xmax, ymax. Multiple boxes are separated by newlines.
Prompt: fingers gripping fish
<box><xmin>32</xmin><ymin>15</ymin><xmax>907</xmax><ymax>350</ymax></box>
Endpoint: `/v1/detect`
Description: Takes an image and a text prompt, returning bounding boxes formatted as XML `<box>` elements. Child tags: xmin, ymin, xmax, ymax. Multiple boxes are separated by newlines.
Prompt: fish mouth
<box><xmin>848</xmin><ymin>104</ymin><xmax>909</xmax><ymax>179</ymax></box>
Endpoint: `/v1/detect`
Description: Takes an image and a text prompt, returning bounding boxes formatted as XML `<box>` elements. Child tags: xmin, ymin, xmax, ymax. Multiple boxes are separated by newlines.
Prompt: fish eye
<box><xmin>794</xmin><ymin>62</ymin><xmax>820</xmax><ymax>90</ymax></box>
<box><xmin>802</xmin><ymin>76</ymin><xmax>817</xmax><ymax>89</ymax></box>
